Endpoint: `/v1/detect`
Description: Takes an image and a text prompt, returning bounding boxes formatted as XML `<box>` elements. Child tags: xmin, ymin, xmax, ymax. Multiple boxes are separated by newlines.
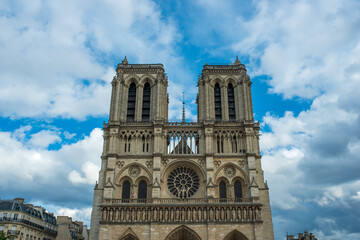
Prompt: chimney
<box><xmin>13</xmin><ymin>198</ymin><xmax>24</xmax><ymax>203</ymax></box>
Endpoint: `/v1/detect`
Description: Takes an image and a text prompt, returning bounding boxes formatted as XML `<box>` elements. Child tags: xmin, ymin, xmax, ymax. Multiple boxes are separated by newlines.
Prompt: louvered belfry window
<box><xmin>219</xmin><ymin>181</ymin><xmax>227</xmax><ymax>199</ymax></box>
<box><xmin>214</xmin><ymin>83</ymin><xmax>222</xmax><ymax>121</ymax></box>
<box><xmin>122</xmin><ymin>181</ymin><xmax>131</xmax><ymax>200</ymax></box>
<box><xmin>138</xmin><ymin>181</ymin><xmax>147</xmax><ymax>200</ymax></box>
<box><xmin>228</xmin><ymin>83</ymin><xmax>236</xmax><ymax>121</ymax></box>
<box><xmin>127</xmin><ymin>83</ymin><xmax>136</xmax><ymax>121</ymax></box>
<box><xmin>234</xmin><ymin>181</ymin><xmax>242</xmax><ymax>201</ymax></box>
<box><xmin>142</xmin><ymin>82</ymin><xmax>151</xmax><ymax>121</ymax></box>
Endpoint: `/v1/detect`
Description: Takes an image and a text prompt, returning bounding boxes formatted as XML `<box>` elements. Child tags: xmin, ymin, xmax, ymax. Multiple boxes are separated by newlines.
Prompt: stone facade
<box><xmin>56</xmin><ymin>216</ymin><xmax>88</xmax><ymax>240</ymax></box>
<box><xmin>0</xmin><ymin>198</ymin><xmax>57</xmax><ymax>240</ymax></box>
<box><xmin>286</xmin><ymin>231</ymin><xmax>317</xmax><ymax>240</ymax></box>
<box><xmin>89</xmin><ymin>58</ymin><xmax>274</xmax><ymax>240</ymax></box>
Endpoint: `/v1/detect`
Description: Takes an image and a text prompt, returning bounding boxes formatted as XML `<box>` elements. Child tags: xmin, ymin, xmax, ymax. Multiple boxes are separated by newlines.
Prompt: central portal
<box><xmin>165</xmin><ymin>226</ymin><xmax>202</xmax><ymax>240</ymax></box>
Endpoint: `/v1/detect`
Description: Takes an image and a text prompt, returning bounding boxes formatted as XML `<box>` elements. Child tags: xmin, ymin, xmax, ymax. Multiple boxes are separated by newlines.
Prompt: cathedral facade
<box><xmin>89</xmin><ymin>58</ymin><xmax>274</xmax><ymax>240</ymax></box>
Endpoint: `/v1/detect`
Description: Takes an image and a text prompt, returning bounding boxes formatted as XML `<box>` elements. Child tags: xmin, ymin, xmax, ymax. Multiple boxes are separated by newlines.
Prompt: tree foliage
<box><xmin>0</xmin><ymin>231</ymin><xmax>10</xmax><ymax>240</ymax></box>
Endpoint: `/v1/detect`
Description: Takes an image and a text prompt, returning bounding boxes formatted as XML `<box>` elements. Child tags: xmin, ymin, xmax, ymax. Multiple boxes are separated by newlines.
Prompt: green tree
<box><xmin>0</xmin><ymin>231</ymin><xmax>10</xmax><ymax>240</ymax></box>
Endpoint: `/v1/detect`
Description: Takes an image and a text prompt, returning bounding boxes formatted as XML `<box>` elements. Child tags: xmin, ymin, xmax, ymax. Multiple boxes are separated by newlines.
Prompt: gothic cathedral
<box><xmin>89</xmin><ymin>58</ymin><xmax>274</xmax><ymax>240</ymax></box>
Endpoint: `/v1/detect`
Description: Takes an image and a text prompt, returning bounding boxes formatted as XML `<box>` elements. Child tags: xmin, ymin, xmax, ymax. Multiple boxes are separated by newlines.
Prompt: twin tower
<box><xmin>90</xmin><ymin>58</ymin><xmax>274</xmax><ymax>240</ymax></box>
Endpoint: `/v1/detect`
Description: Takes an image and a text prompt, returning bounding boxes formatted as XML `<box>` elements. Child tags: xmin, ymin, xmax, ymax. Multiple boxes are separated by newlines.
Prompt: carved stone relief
<box><xmin>224</xmin><ymin>165</ymin><xmax>236</xmax><ymax>178</ymax></box>
<box><xmin>128</xmin><ymin>165</ymin><xmax>140</xmax><ymax>178</ymax></box>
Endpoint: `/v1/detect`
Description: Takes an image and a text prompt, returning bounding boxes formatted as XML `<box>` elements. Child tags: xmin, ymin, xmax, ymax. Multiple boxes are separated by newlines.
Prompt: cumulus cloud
<box><xmin>0</xmin><ymin>0</ymin><xmax>183</xmax><ymax>119</ymax></box>
<box><xmin>28</xmin><ymin>130</ymin><xmax>61</xmax><ymax>148</ymax></box>
<box><xmin>56</xmin><ymin>207</ymin><xmax>92</xmax><ymax>225</ymax></box>
<box><xmin>0</xmin><ymin>127</ymin><xmax>103</xmax><ymax>206</ymax></box>
<box><xmin>184</xmin><ymin>0</ymin><xmax>360</xmax><ymax>238</ymax></box>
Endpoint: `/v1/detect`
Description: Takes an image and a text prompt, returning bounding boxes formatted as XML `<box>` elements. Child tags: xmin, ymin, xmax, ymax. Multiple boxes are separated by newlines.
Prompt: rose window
<box><xmin>167</xmin><ymin>167</ymin><xmax>200</xmax><ymax>199</ymax></box>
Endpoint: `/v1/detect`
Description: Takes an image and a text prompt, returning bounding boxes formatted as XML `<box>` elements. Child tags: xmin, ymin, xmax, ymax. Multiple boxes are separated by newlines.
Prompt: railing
<box><xmin>110</xmin><ymin>198</ymin><xmax>253</xmax><ymax>205</ymax></box>
<box><xmin>44</xmin><ymin>227</ymin><xmax>58</xmax><ymax>235</ymax></box>
<box><xmin>165</xmin><ymin>124</ymin><xmax>202</xmax><ymax>154</ymax></box>
<box><xmin>0</xmin><ymin>217</ymin><xmax>44</xmax><ymax>231</ymax></box>
<box><xmin>7</xmin><ymin>230</ymin><xmax>20</xmax><ymax>235</ymax></box>
<box><xmin>167</xmin><ymin>122</ymin><xmax>201</xmax><ymax>126</ymax></box>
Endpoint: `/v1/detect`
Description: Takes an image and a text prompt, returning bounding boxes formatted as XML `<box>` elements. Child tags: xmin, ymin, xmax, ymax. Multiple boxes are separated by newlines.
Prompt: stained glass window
<box><xmin>167</xmin><ymin>167</ymin><xmax>200</xmax><ymax>199</ymax></box>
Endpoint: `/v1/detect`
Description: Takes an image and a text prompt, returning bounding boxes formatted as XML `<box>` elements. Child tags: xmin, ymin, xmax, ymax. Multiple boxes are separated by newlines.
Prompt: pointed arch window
<box><xmin>142</xmin><ymin>82</ymin><xmax>151</xmax><ymax>121</ymax></box>
<box><xmin>219</xmin><ymin>181</ymin><xmax>227</xmax><ymax>200</ymax></box>
<box><xmin>228</xmin><ymin>83</ymin><xmax>236</xmax><ymax>121</ymax></box>
<box><xmin>234</xmin><ymin>181</ymin><xmax>242</xmax><ymax>202</ymax></box>
<box><xmin>138</xmin><ymin>181</ymin><xmax>147</xmax><ymax>202</ymax></box>
<box><xmin>214</xmin><ymin>83</ymin><xmax>222</xmax><ymax>121</ymax></box>
<box><xmin>122</xmin><ymin>181</ymin><xmax>131</xmax><ymax>202</ymax></box>
<box><xmin>127</xmin><ymin>83</ymin><xmax>136</xmax><ymax>121</ymax></box>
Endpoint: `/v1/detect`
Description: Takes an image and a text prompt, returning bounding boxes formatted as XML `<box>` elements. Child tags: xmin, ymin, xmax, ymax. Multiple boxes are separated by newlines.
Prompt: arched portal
<box><xmin>119</xmin><ymin>228</ymin><xmax>139</xmax><ymax>240</ymax></box>
<box><xmin>165</xmin><ymin>225</ymin><xmax>202</xmax><ymax>240</ymax></box>
<box><xmin>223</xmin><ymin>230</ymin><xmax>249</xmax><ymax>240</ymax></box>
<box><xmin>120</xmin><ymin>234</ymin><xmax>138</xmax><ymax>240</ymax></box>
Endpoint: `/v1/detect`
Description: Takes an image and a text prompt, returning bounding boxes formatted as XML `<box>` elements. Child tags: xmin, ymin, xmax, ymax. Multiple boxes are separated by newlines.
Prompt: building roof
<box><xmin>0</xmin><ymin>199</ymin><xmax>56</xmax><ymax>224</ymax></box>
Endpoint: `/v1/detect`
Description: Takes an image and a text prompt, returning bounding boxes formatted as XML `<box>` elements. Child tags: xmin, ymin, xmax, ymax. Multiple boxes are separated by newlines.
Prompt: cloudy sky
<box><xmin>1</xmin><ymin>0</ymin><xmax>360</xmax><ymax>239</ymax></box>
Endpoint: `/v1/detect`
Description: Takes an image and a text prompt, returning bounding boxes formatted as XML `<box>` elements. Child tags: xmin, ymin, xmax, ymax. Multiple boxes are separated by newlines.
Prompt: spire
<box><xmin>235</xmin><ymin>56</ymin><xmax>241</xmax><ymax>65</ymax></box>
<box><xmin>122</xmin><ymin>56</ymin><xmax>128</xmax><ymax>65</ymax></box>
<box><xmin>182</xmin><ymin>92</ymin><xmax>185</xmax><ymax>123</ymax></box>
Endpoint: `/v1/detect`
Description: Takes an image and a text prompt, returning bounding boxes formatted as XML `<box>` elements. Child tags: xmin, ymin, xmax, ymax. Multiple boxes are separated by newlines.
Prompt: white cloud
<box><xmin>0</xmin><ymin>0</ymin><xmax>181</xmax><ymax>119</ymax></box>
<box><xmin>12</xmin><ymin>125</ymin><xmax>32</xmax><ymax>140</ymax></box>
<box><xmin>56</xmin><ymin>207</ymin><xmax>92</xmax><ymax>224</ymax></box>
<box><xmin>28</xmin><ymin>130</ymin><xmax>61</xmax><ymax>148</ymax></box>
<box><xmin>0</xmin><ymin>126</ymin><xmax>103</xmax><ymax>204</ymax></box>
<box><xmin>68</xmin><ymin>162</ymin><xmax>99</xmax><ymax>185</ymax></box>
<box><xmin>63</xmin><ymin>131</ymin><xmax>76</xmax><ymax>139</ymax></box>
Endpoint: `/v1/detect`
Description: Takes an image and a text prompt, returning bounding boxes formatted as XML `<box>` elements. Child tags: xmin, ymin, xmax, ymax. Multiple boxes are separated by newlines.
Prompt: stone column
<box><xmin>222</xmin><ymin>85</ymin><xmax>229</xmax><ymax>121</ymax></box>
<box><xmin>136</xmin><ymin>85</ymin><xmax>143</xmax><ymax>122</ymax></box>
<box><xmin>119</xmin><ymin>84</ymin><xmax>128</xmax><ymax>122</ymax></box>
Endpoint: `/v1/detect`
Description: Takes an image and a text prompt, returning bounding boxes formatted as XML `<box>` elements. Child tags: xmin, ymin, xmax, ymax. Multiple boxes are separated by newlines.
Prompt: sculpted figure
<box><xmin>175</xmin><ymin>208</ymin><xmax>180</xmax><ymax>221</ymax></box>
<box><xmin>164</xmin><ymin>208</ymin><xmax>168</xmax><ymax>222</ymax></box>
<box><xmin>226</xmin><ymin>208</ymin><xmax>231</xmax><ymax>221</ymax></box>
<box><xmin>102</xmin><ymin>209</ymin><xmax>106</xmax><ymax>221</ymax></box>
<box><xmin>126</xmin><ymin>209</ymin><xmax>130</xmax><ymax>221</ymax></box>
<box><xmin>142</xmin><ymin>208</ymin><xmax>146</xmax><ymax>221</ymax></box>
<box><xmin>192</xmin><ymin>208</ymin><xmax>197</xmax><ymax>221</ymax></box>
<box><xmin>137</xmin><ymin>208</ymin><xmax>141</xmax><ymax>222</ymax></box>
<box><xmin>209</xmin><ymin>208</ymin><xmax>214</xmax><ymax>221</ymax></box>
<box><xmin>170</xmin><ymin>208</ymin><xmax>174</xmax><ymax>221</ymax></box>
<box><xmin>249</xmin><ymin>207</ymin><xmax>253</xmax><ymax>221</ymax></box>
<box><xmin>153</xmin><ymin>208</ymin><xmax>158</xmax><ymax>221</ymax></box>
<box><xmin>232</xmin><ymin>208</ymin><xmax>236</xmax><ymax>221</ymax></box>
<box><xmin>187</xmin><ymin>208</ymin><xmax>191</xmax><ymax>221</ymax></box>
<box><xmin>159</xmin><ymin>208</ymin><xmax>163</xmax><ymax>222</ymax></box>
<box><xmin>220</xmin><ymin>208</ymin><xmax>224</xmax><ymax>221</ymax></box>
<box><xmin>147</xmin><ymin>209</ymin><xmax>151</xmax><ymax>221</ymax></box>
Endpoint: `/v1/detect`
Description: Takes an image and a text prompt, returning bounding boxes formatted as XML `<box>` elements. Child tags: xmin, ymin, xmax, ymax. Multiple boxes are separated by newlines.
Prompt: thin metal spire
<box><xmin>182</xmin><ymin>92</ymin><xmax>185</xmax><ymax>123</ymax></box>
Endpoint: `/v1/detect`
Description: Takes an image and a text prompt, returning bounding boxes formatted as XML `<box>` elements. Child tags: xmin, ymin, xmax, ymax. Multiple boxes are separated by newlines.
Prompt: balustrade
<box><xmin>110</xmin><ymin>198</ymin><xmax>253</xmax><ymax>204</ymax></box>
<box><xmin>100</xmin><ymin>204</ymin><xmax>261</xmax><ymax>224</ymax></box>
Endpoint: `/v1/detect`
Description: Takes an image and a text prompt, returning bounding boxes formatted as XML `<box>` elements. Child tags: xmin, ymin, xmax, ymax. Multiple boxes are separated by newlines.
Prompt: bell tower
<box><xmin>90</xmin><ymin>58</ymin><xmax>274</xmax><ymax>240</ymax></box>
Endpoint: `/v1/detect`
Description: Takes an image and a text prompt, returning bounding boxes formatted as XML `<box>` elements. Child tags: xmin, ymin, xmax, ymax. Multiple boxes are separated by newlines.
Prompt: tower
<box><xmin>90</xmin><ymin>57</ymin><xmax>274</xmax><ymax>240</ymax></box>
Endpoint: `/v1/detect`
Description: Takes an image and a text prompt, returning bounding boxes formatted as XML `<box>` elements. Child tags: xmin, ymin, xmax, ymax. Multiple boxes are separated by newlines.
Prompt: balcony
<box><xmin>100</xmin><ymin>198</ymin><xmax>262</xmax><ymax>224</ymax></box>
<box><xmin>44</xmin><ymin>227</ymin><xmax>58</xmax><ymax>236</ymax></box>
<box><xmin>7</xmin><ymin>230</ymin><xmax>20</xmax><ymax>235</ymax></box>
<box><xmin>0</xmin><ymin>217</ymin><xmax>44</xmax><ymax>231</ymax></box>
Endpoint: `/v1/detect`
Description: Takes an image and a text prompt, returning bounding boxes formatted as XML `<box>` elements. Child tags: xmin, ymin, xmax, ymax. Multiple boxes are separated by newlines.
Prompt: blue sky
<box><xmin>1</xmin><ymin>0</ymin><xmax>360</xmax><ymax>239</ymax></box>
